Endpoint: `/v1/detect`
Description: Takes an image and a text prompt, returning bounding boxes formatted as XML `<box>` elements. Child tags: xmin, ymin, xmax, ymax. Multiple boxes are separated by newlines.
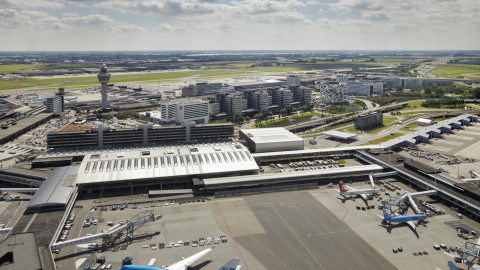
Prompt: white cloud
<box><xmin>95</xmin><ymin>0</ymin><xmax>216</xmax><ymax>16</ymax></box>
<box><xmin>0</xmin><ymin>0</ymin><xmax>64</xmax><ymax>9</ymax></box>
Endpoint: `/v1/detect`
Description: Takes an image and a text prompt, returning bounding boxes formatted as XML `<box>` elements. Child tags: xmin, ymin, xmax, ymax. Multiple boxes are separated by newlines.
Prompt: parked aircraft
<box><xmin>378</xmin><ymin>208</ymin><xmax>427</xmax><ymax>231</ymax></box>
<box><xmin>117</xmin><ymin>247</ymin><xmax>215</xmax><ymax>270</ymax></box>
<box><xmin>337</xmin><ymin>175</ymin><xmax>379</xmax><ymax>200</ymax></box>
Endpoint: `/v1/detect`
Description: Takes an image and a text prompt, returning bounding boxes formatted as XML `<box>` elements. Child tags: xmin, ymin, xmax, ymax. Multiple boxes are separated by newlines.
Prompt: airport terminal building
<box><xmin>73</xmin><ymin>142</ymin><xmax>259</xmax><ymax>192</ymax></box>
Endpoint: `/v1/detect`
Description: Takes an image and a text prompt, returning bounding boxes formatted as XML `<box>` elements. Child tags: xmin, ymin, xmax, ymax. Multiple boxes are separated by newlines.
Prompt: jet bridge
<box><xmin>51</xmin><ymin>210</ymin><xmax>161</xmax><ymax>250</ymax></box>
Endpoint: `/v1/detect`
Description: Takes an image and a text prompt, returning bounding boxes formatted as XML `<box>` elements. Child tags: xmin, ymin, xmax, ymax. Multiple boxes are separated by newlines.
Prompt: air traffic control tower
<box><xmin>97</xmin><ymin>64</ymin><xmax>111</xmax><ymax>111</ymax></box>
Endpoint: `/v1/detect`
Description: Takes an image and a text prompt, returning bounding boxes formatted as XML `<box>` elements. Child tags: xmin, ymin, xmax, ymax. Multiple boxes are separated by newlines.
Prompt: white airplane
<box><xmin>117</xmin><ymin>247</ymin><xmax>236</xmax><ymax>270</ymax></box>
<box><xmin>337</xmin><ymin>175</ymin><xmax>379</xmax><ymax>200</ymax></box>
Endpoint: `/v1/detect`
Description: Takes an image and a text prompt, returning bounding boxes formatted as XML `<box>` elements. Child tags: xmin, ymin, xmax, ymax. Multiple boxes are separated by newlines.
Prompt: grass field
<box><xmin>360</xmin><ymin>133</ymin><xmax>404</xmax><ymax>145</ymax></box>
<box><xmin>0</xmin><ymin>64</ymin><xmax>41</xmax><ymax>74</ymax></box>
<box><xmin>401</xmin><ymin>101</ymin><xmax>427</xmax><ymax>111</ymax></box>
<box><xmin>0</xmin><ymin>66</ymin><xmax>306</xmax><ymax>92</ymax></box>
<box><xmin>430</xmin><ymin>64</ymin><xmax>480</xmax><ymax>80</ymax></box>
<box><xmin>399</xmin><ymin>123</ymin><xmax>419</xmax><ymax>132</ymax></box>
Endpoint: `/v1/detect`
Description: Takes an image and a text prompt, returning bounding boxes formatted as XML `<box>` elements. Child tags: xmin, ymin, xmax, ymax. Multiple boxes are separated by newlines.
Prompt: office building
<box><xmin>243</xmin><ymin>90</ymin><xmax>269</xmax><ymax>113</ymax></box>
<box><xmin>45</xmin><ymin>96</ymin><xmax>63</xmax><ymax>113</ymax></box>
<box><xmin>286</xmin><ymin>75</ymin><xmax>301</xmax><ymax>86</ymax></box>
<box><xmin>353</xmin><ymin>112</ymin><xmax>383</xmax><ymax>130</ymax></box>
<box><xmin>317</xmin><ymin>82</ymin><xmax>347</xmax><ymax>103</ymax></box>
<box><xmin>291</xmin><ymin>86</ymin><xmax>312</xmax><ymax>105</ymax></box>
<box><xmin>160</xmin><ymin>99</ymin><xmax>209</xmax><ymax>124</ymax></box>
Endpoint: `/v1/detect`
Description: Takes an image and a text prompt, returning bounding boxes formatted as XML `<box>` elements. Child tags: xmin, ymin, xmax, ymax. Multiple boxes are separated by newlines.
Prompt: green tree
<box><xmin>254</xmin><ymin>113</ymin><xmax>263</xmax><ymax>121</ymax></box>
<box><xmin>472</xmin><ymin>88</ymin><xmax>480</xmax><ymax>99</ymax></box>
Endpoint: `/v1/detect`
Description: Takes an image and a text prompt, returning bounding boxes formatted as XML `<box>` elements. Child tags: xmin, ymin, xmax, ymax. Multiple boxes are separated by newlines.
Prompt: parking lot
<box><xmin>402</xmin><ymin>123</ymin><xmax>480</xmax><ymax>178</ymax></box>
<box><xmin>54</xmin><ymin>196</ymin><xmax>245</xmax><ymax>270</ymax></box>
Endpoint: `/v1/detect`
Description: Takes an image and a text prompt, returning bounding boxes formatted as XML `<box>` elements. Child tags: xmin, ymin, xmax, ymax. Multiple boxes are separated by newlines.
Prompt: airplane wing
<box><xmin>218</xmin><ymin>258</ymin><xmax>241</xmax><ymax>270</ymax></box>
<box><xmin>406</xmin><ymin>220</ymin><xmax>416</xmax><ymax>231</ymax></box>
<box><xmin>166</xmin><ymin>247</ymin><xmax>214</xmax><ymax>270</ymax></box>
<box><xmin>360</xmin><ymin>193</ymin><xmax>367</xmax><ymax>200</ymax></box>
<box><xmin>345</xmin><ymin>185</ymin><xmax>356</xmax><ymax>191</ymax></box>
<box><xmin>369</xmin><ymin>174</ymin><xmax>375</xmax><ymax>189</ymax></box>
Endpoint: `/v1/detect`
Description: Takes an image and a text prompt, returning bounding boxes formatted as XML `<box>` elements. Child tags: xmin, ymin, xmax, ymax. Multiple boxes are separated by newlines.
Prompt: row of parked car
<box><xmin>58</xmin><ymin>214</ymin><xmax>76</xmax><ymax>242</ymax></box>
<box><xmin>143</xmin><ymin>236</ymin><xmax>228</xmax><ymax>250</ymax></box>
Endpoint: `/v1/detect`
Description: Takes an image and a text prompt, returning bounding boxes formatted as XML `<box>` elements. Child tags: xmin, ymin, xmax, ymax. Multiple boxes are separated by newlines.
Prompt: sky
<box><xmin>0</xmin><ymin>0</ymin><xmax>479</xmax><ymax>51</ymax></box>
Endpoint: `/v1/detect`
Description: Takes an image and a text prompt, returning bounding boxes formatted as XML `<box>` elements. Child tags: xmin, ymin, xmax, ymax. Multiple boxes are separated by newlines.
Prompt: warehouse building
<box><xmin>239</xmin><ymin>128</ymin><xmax>304</xmax><ymax>153</ymax></box>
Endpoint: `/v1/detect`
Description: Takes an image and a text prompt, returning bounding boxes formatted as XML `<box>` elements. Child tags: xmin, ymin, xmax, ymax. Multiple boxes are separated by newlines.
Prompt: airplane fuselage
<box><xmin>340</xmin><ymin>189</ymin><xmax>379</xmax><ymax>196</ymax></box>
<box><xmin>386</xmin><ymin>214</ymin><xmax>427</xmax><ymax>223</ymax></box>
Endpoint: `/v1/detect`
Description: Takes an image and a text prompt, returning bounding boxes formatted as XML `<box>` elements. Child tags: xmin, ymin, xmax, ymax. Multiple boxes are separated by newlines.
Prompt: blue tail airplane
<box><xmin>378</xmin><ymin>208</ymin><xmax>427</xmax><ymax>231</ymax></box>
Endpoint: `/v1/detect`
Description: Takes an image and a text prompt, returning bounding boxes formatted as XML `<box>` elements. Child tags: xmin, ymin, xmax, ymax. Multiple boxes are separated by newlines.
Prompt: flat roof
<box><xmin>251</xmin><ymin>145</ymin><xmax>382</xmax><ymax>159</ymax></box>
<box><xmin>0</xmin><ymin>233</ymin><xmax>41</xmax><ymax>270</ymax></box>
<box><xmin>76</xmin><ymin>142</ymin><xmax>259</xmax><ymax>185</ymax></box>
<box><xmin>204</xmin><ymin>165</ymin><xmax>383</xmax><ymax>188</ymax></box>
<box><xmin>27</xmin><ymin>166</ymin><xmax>78</xmax><ymax>209</ymax></box>
<box><xmin>0</xmin><ymin>113</ymin><xmax>53</xmax><ymax>143</ymax></box>
<box><xmin>240</xmin><ymin>128</ymin><xmax>303</xmax><ymax>144</ymax></box>
<box><xmin>322</xmin><ymin>130</ymin><xmax>358</xmax><ymax>140</ymax></box>
<box><xmin>0</xmin><ymin>145</ymin><xmax>32</xmax><ymax>161</ymax></box>
<box><xmin>57</xmin><ymin>124</ymin><xmax>92</xmax><ymax>133</ymax></box>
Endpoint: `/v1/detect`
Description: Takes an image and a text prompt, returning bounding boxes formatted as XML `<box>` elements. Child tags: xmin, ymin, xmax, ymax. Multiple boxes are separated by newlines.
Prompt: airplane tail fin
<box><xmin>382</xmin><ymin>208</ymin><xmax>392</xmax><ymax>219</ymax></box>
<box><xmin>218</xmin><ymin>258</ymin><xmax>241</xmax><ymax>270</ymax></box>
<box><xmin>338</xmin><ymin>182</ymin><xmax>348</xmax><ymax>192</ymax></box>
<box><xmin>447</xmin><ymin>261</ymin><xmax>459</xmax><ymax>270</ymax></box>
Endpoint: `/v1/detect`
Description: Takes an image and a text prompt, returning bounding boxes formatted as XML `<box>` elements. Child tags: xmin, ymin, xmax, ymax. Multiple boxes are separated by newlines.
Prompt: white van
<box><xmin>105</xmin><ymin>264</ymin><xmax>112</xmax><ymax>270</ymax></box>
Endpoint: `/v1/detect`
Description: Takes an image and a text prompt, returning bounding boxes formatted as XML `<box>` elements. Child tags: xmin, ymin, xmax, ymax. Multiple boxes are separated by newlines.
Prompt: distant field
<box><xmin>0</xmin><ymin>67</ymin><xmax>303</xmax><ymax>92</ymax></box>
<box><xmin>0</xmin><ymin>64</ymin><xmax>41</xmax><ymax>74</ymax></box>
<box><xmin>431</xmin><ymin>64</ymin><xmax>480</xmax><ymax>80</ymax></box>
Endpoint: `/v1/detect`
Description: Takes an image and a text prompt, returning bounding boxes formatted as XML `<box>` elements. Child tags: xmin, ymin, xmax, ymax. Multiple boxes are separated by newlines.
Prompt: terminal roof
<box><xmin>76</xmin><ymin>142</ymin><xmax>258</xmax><ymax>185</ymax></box>
<box><xmin>26</xmin><ymin>166</ymin><xmax>78</xmax><ymax>209</ymax></box>
<box><xmin>322</xmin><ymin>130</ymin><xmax>358</xmax><ymax>140</ymax></box>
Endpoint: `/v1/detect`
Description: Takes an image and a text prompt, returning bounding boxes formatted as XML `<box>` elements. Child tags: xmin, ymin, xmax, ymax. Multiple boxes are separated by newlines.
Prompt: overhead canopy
<box><xmin>26</xmin><ymin>166</ymin><xmax>78</xmax><ymax>209</ymax></box>
<box><xmin>322</xmin><ymin>130</ymin><xmax>358</xmax><ymax>140</ymax></box>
